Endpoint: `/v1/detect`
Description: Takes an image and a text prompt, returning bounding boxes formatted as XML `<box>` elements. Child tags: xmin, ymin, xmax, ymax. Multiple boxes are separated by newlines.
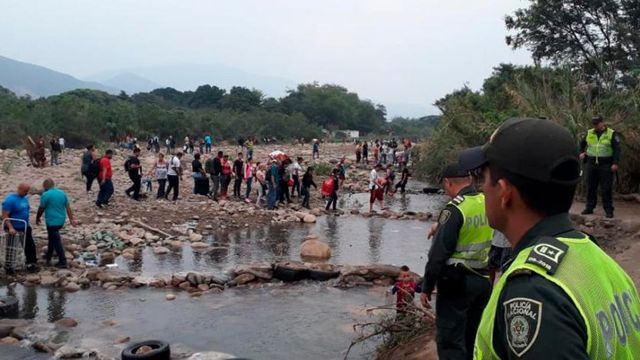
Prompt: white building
<box><xmin>335</xmin><ymin>130</ymin><xmax>360</xmax><ymax>138</ymax></box>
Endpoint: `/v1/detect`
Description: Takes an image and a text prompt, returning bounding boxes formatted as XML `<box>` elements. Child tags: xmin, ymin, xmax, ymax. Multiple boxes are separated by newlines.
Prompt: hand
<box><xmin>8</xmin><ymin>228</ymin><xmax>16</xmax><ymax>236</ymax></box>
<box><xmin>611</xmin><ymin>164</ymin><xmax>619</xmax><ymax>173</ymax></box>
<box><xmin>36</xmin><ymin>219</ymin><xmax>41</xmax><ymax>226</ymax></box>
<box><xmin>427</xmin><ymin>223</ymin><xmax>438</xmax><ymax>239</ymax></box>
<box><xmin>420</xmin><ymin>292</ymin><xmax>432</xmax><ymax>309</ymax></box>
<box><xmin>579</xmin><ymin>152</ymin><xmax>586</xmax><ymax>160</ymax></box>
<box><xmin>70</xmin><ymin>219</ymin><xmax>78</xmax><ymax>227</ymax></box>
<box><xmin>101</xmin><ymin>180</ymin><xmax>106</xmax><ymax>185</ymax></box>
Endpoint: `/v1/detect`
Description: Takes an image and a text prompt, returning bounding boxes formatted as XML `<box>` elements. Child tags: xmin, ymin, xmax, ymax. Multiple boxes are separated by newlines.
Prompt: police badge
<box><xmin>504</xmin><ymin>297</ymin><xmax>542</xmax><ymax>357</ymax></box>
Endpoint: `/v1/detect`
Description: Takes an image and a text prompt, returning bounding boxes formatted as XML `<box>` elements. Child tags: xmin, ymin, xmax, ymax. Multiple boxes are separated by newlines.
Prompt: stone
<box><xmin>54</xmin><ymin>345</ymin><xmax>96</xmax><ymax>359</ymax></box>
<box><xmin>114</xmin><ymin>335</ymin><xmax>130</xmax><ymax>344</ymax></box>
<box><xmin>64</xmin><ymin>282</ymin><xmax>80</xmax><ymax>292</ymax></box>
<box><xmin>99</xmin><ymin>252</ymin><xmax>115</xmax><ymax>266</ymax></box>
<box><xmin>32</xmin><ymin>341</ymin><xmax>53</xmax><ymax>353</ymax></box>
<box><xmin>154</xmin><ymin>246</ymin><xmax>170</xmax><ymax>255</ymax></box>
<box><xmin>97</xmin><ymin>270</ymin><xmax>132</xmax><ymax>283</ymax></box>
<box><xmin>189</xmin><ymin>233</ymin><xmax>203</xmax><ymax>242</ymax></box>
<box><xmin>191</xmin><ymin>242</ymin><xmax>209</xmax><ymax>249</ymax></box>
<box><xmin>303</xmin><ymin>214</ymin><xmax>317</xmax><ymax>223</ymax></box>
<box><xmin>178</xmin><ymin>281</ymin><xmax>192</xmax><ymax>290</ymax></box>
<box><xmin>197</xmin><ymin>284</ymin><xmax>210</xmax><ymax>291</ymax></box>
<box><xmin>300</xmin><ymin>239</ymin><xmax>331</xmax><ymax>260</ymax></box>
<box><xmin>25</xmin><ymin>274</ymin><xmax>41</xmax><ymax>284</ymax></box>
<box><xmin>136</xmin><ymin>345</ymin><xmax>154</xmax><ymax>355</ymax></box>
<box><xmin>40</xmin><ymin>275</ymin><xmax>58</xmax><ymax>287</ymax></box>
<box><xmin>165</xmin><ymin>293</ymin><xmax>176</xmax><ymax>301</ymax></box>
<box><xmin>129</xmin><ymin>237</ymin><xmax>144</xmax><ymax>246</ymax></box>
<box><xmin>0</xmin><ymin>336</ymin><xmax>19</xmax><ymax>344</ymax></box>
<box><xmin>232</xmin><ymin>273</ymin><xmax>256</xmax><ymax>285</ymax></box>
<box><xmin>55</xmin><ymin>318</ymin><xmax>79</xmax><ymax>328</ymax></box>
<box><xmin>101</xmin><ymin>320</ymin><xmax>117</xmax><ymax>327</ymax></box>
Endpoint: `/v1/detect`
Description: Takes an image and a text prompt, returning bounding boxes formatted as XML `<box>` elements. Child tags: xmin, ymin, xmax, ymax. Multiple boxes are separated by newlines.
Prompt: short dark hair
<box><xmin>306</xmin><ymin>166</ymin><xmax>314</xmax><ymax>172</ymax></box>
<box><xmin>133</xmin><ymin>148</ymin><xmax>141</xmax><ymax>153</ymax></box>
<box><xmin>238</xmin><ymin>152</ymin><xmax>243</xmax><ymax>156</ymax></box>
<box><xmin>194</xmin><ymin>153</ymin><xmax>200</xmax><ymax>159</ymax></box>
<box><xmin>218</xmin><ymin>151</ymin><xmax>223</xmax><ymax>156</ymax></box>
<box><xmin>106</xmin><ymin>149</ymin><xmax>113</xmax><ymax>155</ymax></box>
<box><xmin>86</xmin><ymin>144</ymin><xmax>94</xmax><ymax>150</ymax></box>
<box><xmin>489</xmin><ymin>164</ymin><xmax>576</xmax><ymax>216</ymax></box>
<box><xmin>400</xmin><ymin>265</ymin><xmax>410</xmax><ymax>272</ymax></box>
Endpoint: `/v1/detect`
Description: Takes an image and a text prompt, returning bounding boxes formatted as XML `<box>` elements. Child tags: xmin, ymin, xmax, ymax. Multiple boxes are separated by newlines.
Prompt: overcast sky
<box><xmin>1</xmin><ymin>0</ymin><xmax>531</xmax><ymax>115</ymax></box>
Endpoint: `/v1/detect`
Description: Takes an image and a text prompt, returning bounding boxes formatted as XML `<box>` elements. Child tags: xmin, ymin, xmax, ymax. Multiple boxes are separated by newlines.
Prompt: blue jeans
<box><xmin>245</xmin><ymin>177</ymin><xmax>253</xmax><ymax>199</ymax></box>
<box><xmin>302</xmin><ymin>186</ymin><xmax>311</xmax><ymax>208</ymax></box>
<box><xmin>267</xmin><ymin>182</ymin><xmax>277</xmax><ymax>209</ymax></box>
<box><xmin>46</xmin><ymin>225</ymin><xmax>67</xmax><ymax>266</ymax></box>
<box><xmin>96</xmin><ymin>179</ymin><xmax>114</xmax><ymax>205</ymax></box>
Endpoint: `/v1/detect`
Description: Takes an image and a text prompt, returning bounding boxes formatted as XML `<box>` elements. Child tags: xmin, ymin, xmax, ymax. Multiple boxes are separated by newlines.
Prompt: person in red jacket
<box><xmin>391</xmin><ymin>265</ymin><xmax>422</xmax><ymax>314</ymax></box>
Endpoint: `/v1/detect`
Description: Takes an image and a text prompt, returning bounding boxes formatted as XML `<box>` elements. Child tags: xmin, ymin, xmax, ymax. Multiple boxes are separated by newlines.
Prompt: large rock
<box><xmin>63</xmin><ymin>282</ymin><xmax>80</xmax><ymax>292</ymax></box>
<box><xmin>300</xmin><ymin>239</ymin><xmax>331</xmax><ymax>260</ymax></box>
<box><xmin>55</xmin><ymin>318</ymin><xmax>79</xmax><ymax>328</ymax></box>
<box><xmin>302</xmin><ymin>214</ymin><xmax>317</xmax><ymax>223</ymax></box>
<box><xmin>232</xmin><ymin>273</ymin><xmax>256</xmax><ymax>285</ymax></box>
<box><xmin>40</xmin><ymin>275</ymin><xmax>58</xmax><ymax>287</ymax></box>
<box><xmin>154</xmin><ymin>246</ymin><xmax>170</xmax><ymax>255</ymax></box>
<box><xmin>189</xmin><ymin>233</ymin><xmax>203</xmax><ymax>242</ymax></box>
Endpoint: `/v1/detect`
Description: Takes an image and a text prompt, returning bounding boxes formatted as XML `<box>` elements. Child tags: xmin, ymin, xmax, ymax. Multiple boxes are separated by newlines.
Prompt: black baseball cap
<box><xmin>441</xmin><ymin>163</ymin><xmax>468</xmax><ymax>179</ymax></box>
<box><xmin>592</xmin><ymin>116</ymin><xmax>604</xmax><ymax>124</ymax></box>
<box><xmin>458</xmin><ymin>117</ymin><xmax>581</xmax><ymax>185</ymax></box>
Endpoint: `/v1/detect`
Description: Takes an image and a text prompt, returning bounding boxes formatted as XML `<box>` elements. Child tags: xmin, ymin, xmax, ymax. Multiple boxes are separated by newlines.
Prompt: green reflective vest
<box><xmin>474</xmin><ymin>235</ymin><xmax>640</xmax><ymax>359</ymax></box>
<box><xmin>445</xmin><ymin>193</ymin><xmax>494</xmax><ymax>269</ymax></box>
<box><xmin>586</xmin><ymin>128</ymin><xmax>614</xmax><ymax>159</ymax></box>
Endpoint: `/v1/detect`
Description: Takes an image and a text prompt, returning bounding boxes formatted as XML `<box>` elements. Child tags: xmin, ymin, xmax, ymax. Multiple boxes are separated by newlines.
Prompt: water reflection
<box><xmin>46</xmin><ymin>289</ymin><xmax>66</xmax><ymax>322</ymax></box>
<box><xmin>368</xmin><ymin>218</ymin><xmax>383</xmax><ymax>263</ymax></box>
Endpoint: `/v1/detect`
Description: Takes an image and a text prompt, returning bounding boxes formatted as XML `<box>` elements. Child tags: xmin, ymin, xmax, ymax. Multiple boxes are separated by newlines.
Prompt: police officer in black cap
<box><xmin>579</xmin><ymin>116</ymin><xmax>620</xmax><ymax>218</ymax></box>
<box><xmin>459</xmin><ymin>117</ymin><xmax>640</xmax><ymax>359</ymax></box>
<box><xmin>420</xmin><ymin>163</ymin><xmax>494</xmax><ymax>359</ymax></box>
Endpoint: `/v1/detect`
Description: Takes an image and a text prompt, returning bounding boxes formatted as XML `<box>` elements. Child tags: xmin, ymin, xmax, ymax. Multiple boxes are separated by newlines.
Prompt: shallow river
<box><xmin>2</xmin><ymin>187</ymin><xmax>446</xmax><ymax>359</ymax></box>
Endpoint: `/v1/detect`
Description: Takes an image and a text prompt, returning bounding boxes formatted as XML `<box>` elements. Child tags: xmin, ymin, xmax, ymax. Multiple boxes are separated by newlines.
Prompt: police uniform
<box><xmin>580</xmin><ymin>122</ymin><xmax>620</xmax><ymax>217</ymax></box>
<box><xmin>459</xmin><ymin>118</ymin><xmax>640</xmax><ymax>359</ymax></box>
<box><xmin>422</xmin><ymin>165</ymin><xmax>494</xmax><ymax>359</ymax></box>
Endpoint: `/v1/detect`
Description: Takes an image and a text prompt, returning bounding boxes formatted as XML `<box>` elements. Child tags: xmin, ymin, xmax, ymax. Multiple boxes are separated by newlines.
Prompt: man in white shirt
<box><xmin>165</xmin><ymin>152</ymin><xmax>183</xmax><ymax>201</ymax></box>
<box><xmin>289</xmin><ymin>157</ymin><xmax>304</xmax><ymax>198</ymax></box>
<box><xmin>58</xmin><ymin>137</ymin><xmax>65</xmax><ymax>152</ymax></box>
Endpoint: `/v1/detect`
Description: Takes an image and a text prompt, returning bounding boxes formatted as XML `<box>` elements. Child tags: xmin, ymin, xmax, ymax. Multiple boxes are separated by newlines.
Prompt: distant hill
<box><xmin>100</xmin><ymin>72</ymin><xmax>160</xmax><ymax>94</ymax></box>
<box><xmin>0</xmin><ymin>55</ymin><xmax>117</xmax><ymax>97</ymax></box>
<box><xmin>89</xmin><ymin>63</ymin><xmax>298</xmax><ymax>98</ymax></box>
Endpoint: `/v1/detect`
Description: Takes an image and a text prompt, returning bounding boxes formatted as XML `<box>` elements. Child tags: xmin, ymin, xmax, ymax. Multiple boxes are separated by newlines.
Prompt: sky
<box><xmin>0</xmin><ymin>0</ymin><xmax>532</xmax><ymax>116</ymax></box>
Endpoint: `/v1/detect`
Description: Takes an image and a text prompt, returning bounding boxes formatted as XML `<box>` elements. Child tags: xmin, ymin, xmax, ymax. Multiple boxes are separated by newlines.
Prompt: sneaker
<box><xmin>581</xmin><ymin>209</ymin><xmax>593</xmax><ymax>215</ymax></box>
<box><xmin>55</xmin><ymin>263</ymin><xmax>68</xmax><ymax>269</ymax></box>
<box><xmin>26</xmin><ymin>264</ymin><xmax>40</xmax><ymax>273</ymax></box>
<box><xmin>4</xmin><ymin>268</ymin><xmax>15</xmax><ymax>276</ymax></box>
<box><xmin>605</xmin><ymin>212</ymin><xmax>614</xmax><ymax>219</ymax></box>
<box><xmin>96</xmin><ymin>203</ymin><xmax>105</xmax><ymax>209</ymax></box>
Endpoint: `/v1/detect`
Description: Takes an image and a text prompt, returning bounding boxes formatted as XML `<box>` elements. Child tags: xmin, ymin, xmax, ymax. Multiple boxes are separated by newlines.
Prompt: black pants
<box><xmin>83</xmin><ymin>172</ymin><xmax>96</xmax><ymax>192</ymax></box>
<box><xmin>292</xmin><ymin>175</ymin><xmax>300</xmax><ymax>197</ymax></box>
<box><xmin>126</xmin><ymin>173</ymin><xmax>142</xmax><ymax>199</ymax></box>
<box><xmin>585</xmin><ymin>161</ymin><xmax>614</xmax><ymax>213</ymax></box>
<box><xmin>279</xmin><ymin>180</ymin><xmax>291</xmax><ymax>203</ymax></box>
<box><xmin>395</xmin><ymin>179</ymin><xmax>408</xmax><ymax>193</ymax></box>
<box><xmin>157</xmin><ymin>179</ymin><xmax>167</xmax><ymax>198</ymax></box>
<box><xmin>234</xmin><ymin>178</ymin><xmax>243</xmax><ymax>197</ymax></box>
<box><xmin>46</xmin><ymin>225</ymin><xmax>67</xmax><ymax>266</ymax></box>
<box><xmin>435</xmin><ymin>270</ymin><xmax>491</xmax><ymax>360</ymax></box>
<box><xmin>325</xmin><ymin>191</ymin><xmax>337</xmax><ymax>210</ymax></box>
<box><xmin>4</xmin><ymin>226</ymin><xmax>37</xmax><ymax>270</ymax></box>
<box><xmin>166</xmin><ymin>175</ymin><xmax>179</xmax><ymax>200</ymax></box>
<box><xmin>356</xmin><ymin>151</ymin><xmax>361</xmax><ymax>163</ymax></box>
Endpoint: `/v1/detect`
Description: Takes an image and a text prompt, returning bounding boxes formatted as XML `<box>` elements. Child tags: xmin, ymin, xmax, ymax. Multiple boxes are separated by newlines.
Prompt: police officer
<box><xmin>420</xmin><ymin>163</ymin><xmax>494</xmax><ymax>360</ymax></box>
<box><xmin>580</xmin><ymin>116</ymin><xmax>620</xmax><ymax>218</ymax></box>
<box><xmin>459</xmin><ymin>118</ymin><xmax>640</xmax><ymax>359</ymax></box>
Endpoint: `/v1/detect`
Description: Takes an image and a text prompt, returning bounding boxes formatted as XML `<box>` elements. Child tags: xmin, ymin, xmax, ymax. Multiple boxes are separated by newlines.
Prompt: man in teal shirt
<box><xmin>36</xmin><ymin>179</ymin><xmax>76</xmax><ymax>268</ymax></box>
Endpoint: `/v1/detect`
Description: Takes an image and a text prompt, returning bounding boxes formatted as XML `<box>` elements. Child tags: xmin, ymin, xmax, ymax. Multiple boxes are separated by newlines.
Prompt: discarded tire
<box><xmin>422</xmin><ymin>187</ymin><xmax>440</xmax><ymax>194</ymax></box>
<box><xmin>273</xmin><ymin>265</ymin><xmax>310</xmax><ymax>282</ymax></box>
<box><xmin>0</xmin><ymin>296</ymin><xmax>19</xmax><ymax>318</ymax></box>
<box><xmin>121</xmin><ymin>340</ymin><xmax>170</xmax><ymax>360</ymax></box>
<box><xmin>308</xmin><ymin>269</ymin><xmax>340</xmax><ymax>281</ymax></box>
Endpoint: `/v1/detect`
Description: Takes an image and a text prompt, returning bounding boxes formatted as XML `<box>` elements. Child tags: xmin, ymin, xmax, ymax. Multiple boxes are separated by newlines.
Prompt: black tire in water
<box><xmin>273</xmin><ymin>265</ymin><xmax>310</xmax><ymax>282</ymax></box>
<box><xmin>0</xmin><ymin>296</ymin><xmax>19</xmax><ymax>318</ymax></box>
<box><xmin>121</xmin><ymin>340</ymin><xmax>170</xmax><ymax>360</ymax></box>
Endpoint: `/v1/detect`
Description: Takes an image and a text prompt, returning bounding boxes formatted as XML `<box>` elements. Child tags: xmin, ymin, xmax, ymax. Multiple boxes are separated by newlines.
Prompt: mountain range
<box><xmin>0</xmin><ymin>55</ymin><xmax>430</xmax><ymax>117</ymax></box>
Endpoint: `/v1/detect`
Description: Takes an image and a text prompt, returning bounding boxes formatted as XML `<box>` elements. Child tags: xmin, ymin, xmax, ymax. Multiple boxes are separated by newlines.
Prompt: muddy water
<box><xmin>118</xmin><ymin>215</ymin><xmax>437</xmax><ymax>277</ymax></box>
<box><xmin>4</xmin><ymin>284</ymin><xmax>392</xmax><ymax>359</ymax></box>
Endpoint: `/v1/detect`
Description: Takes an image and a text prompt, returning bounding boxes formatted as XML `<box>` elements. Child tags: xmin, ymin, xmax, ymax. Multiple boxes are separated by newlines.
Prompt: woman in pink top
<box><xmin>244</xmin><ymin>159</ymin><xmax>255</xmax><ymax>203</ymax></box>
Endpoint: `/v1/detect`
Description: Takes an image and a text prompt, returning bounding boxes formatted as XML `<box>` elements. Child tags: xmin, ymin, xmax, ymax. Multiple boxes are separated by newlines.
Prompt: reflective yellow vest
<box><xmin>474</xmin><ymin>235</ymin><xmax>640</xmax><ymax>359</ymax></box>
<box><xmin>586</xmin><ymin>128</ymin><xmax>614</xmax><ymax>159</ymax></box>
<box><xmin>445</xmin><ymin>193</ymin><xmax>494</xmax><ymax>270</ymax></box>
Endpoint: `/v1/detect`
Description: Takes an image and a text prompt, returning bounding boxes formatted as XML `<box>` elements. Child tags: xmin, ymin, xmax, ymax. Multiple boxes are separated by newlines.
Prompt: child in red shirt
<box><xmin>391</xmin><ymin>265</ymin><xmax>421</xmax><ymax>313</ymax></box>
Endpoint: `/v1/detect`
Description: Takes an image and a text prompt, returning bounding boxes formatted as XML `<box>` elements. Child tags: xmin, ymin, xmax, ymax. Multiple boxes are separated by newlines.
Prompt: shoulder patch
<box><xmin>504</xmin><ymin>297</ymin><xmax>542</xmax><ymax>357</ymax></box>
<box><xmin>452</xmin><ymin>195</ymin><xmax>464</xmax><ymax>205</ymax></box>
<box><xmin>438</xmin><ymin>209</ymin><xmax>452</xmax><ymax>225</ymax></box>
<box><xmin>525</xmin><ymin>237</ymin><xmax>569</xmax><ymax>275</ymax></box>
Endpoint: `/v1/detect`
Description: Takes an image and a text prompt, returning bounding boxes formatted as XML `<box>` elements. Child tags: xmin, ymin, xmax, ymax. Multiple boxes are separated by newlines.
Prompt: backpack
<box><xmin>321</xmin><ymin>177</ymin><xmax>335</xmax><ymax>197</ymax></box>
<box><xmin>124</xmin><ymin>157</ymin><xmax>132</xmax><ymax>172</ymax></box>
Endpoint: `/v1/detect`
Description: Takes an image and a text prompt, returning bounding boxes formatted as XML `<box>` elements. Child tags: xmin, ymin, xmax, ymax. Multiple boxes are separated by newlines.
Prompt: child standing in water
<box><xmin>391</xmin><ymin>265</ymin><xmax>421</xmax><ymax>314</ymax></box>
